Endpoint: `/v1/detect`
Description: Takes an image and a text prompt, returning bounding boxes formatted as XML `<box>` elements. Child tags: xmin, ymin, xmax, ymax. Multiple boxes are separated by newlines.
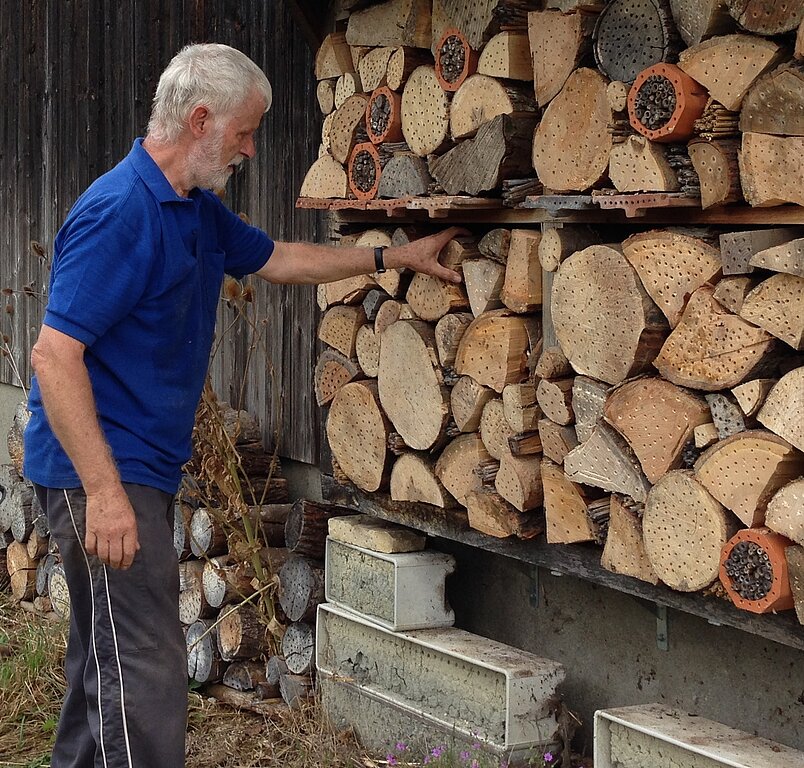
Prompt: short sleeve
<box><xmin>207</xmin><ymin>194</ymin><xmax>274</xmax><ymax>278</ymax></box>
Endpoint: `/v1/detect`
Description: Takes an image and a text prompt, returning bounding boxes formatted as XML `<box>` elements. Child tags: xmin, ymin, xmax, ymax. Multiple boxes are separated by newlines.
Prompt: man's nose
<box><xmin>241</xmin><ymin>136</ymin><xmax>256</xmax><ymax>159</ymax></box>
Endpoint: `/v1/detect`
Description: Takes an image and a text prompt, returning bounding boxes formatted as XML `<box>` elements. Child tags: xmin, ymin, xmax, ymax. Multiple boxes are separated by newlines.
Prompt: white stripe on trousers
<box><xmin>63</xmin><ymin>490</ymin><xmax>134</xmax><ymax>768</ymax></box>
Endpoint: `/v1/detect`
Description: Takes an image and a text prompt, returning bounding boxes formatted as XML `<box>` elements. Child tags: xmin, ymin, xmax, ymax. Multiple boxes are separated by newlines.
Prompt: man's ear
<box><xmin>188</xmin><ymin>105</ymin><xmax>211</xmax><ymax>138</ymax></box>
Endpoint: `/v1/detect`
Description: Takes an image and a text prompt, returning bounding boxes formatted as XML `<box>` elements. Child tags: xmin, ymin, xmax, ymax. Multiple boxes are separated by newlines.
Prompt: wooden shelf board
<box><xmin>321</xmin><ymin>475</ymin><xmax>804</xmax><ymax>653</ymax></box>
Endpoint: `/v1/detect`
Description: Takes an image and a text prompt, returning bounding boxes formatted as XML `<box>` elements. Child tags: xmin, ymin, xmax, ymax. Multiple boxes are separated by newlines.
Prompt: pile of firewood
<box><xmin>300</xmin><ymin>0</ymin><xmax>803</xmax><ymax>208</ymax></box>
<box><xmin>317</xmin><ymin>223</ymin><xmax>804</xmax><ymax>620</ymax></box>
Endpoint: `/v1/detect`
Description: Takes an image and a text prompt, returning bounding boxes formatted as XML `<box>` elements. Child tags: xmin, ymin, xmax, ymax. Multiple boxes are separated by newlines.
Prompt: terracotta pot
<box><xmin>366</xmin><ymin>87</ymin><xmax>403</xmax><ymax>144</ymax></box>
<box><xmin>347</xmin><ymin>142</ymin><xmax>382</xmax><ymax>201</ymax></box>
<box><xmin>719</xmin><ymin>527</ymin><xmax>795</xmax><ymax>614</ymax></box>
<box><xmin>435</xmin><ymin>28</ymin><xmax>478</xmax><ymax>92</ymax></box>
<box><xmin>627</xmin><ymin>63</ymin><xmax>708</xmax><ymax>143</ymax></box>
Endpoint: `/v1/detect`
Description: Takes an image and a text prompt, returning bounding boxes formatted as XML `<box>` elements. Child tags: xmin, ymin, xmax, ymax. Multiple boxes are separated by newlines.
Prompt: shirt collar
<box><xmin>128</xmin><ymin>138</ymin><xmax>195</xmax><ymax>204</ymax></box>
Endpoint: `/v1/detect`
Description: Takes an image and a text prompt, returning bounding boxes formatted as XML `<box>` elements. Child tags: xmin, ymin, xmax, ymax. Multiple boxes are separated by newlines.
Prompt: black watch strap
<box><xmin>373</xmin><ymin>245</ymin><xmax>387</xmax><ymax>274</ymax></box>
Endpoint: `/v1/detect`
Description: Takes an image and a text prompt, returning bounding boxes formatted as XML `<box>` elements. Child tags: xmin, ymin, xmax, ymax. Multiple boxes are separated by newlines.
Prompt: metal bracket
<box><xmin>529</xmin><ymin>566</ymin><xmax>540</xmax><ymax>608</ymax></box>
<box><xmin>654</xmin><ymin>604</ymin><xmax>669</xmax><ymax>651</ymax></box>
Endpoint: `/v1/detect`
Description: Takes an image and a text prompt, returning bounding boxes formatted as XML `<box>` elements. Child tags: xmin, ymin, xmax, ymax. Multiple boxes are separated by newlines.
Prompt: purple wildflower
<box><xmin>386</xmin><ymin>755</ymin><xmax>398</xmax><ymax>766</ymax></box>
<box><xmin>543</xmin><ymin>753</ymin><xmax>554</xmax><ymax>764</ymax></box>
<box><xmin>396</xmin><ymin>742</ymin><xmax>409</xmax><ymax>752</ymax></box>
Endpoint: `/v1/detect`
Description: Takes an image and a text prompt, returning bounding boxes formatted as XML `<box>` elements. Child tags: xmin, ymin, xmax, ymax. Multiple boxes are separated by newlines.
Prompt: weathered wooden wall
<box><xmin>0</xmin><ymin>1</ymin><xmax>326</xmax><ymax>464</ymax></box>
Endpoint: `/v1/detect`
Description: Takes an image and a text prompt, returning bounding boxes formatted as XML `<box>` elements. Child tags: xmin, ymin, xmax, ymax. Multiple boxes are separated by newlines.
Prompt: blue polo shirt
<box><xmin>24</xmin><ymin>139</ymin><xmax>273</xmax><ymax>494</ymax></box>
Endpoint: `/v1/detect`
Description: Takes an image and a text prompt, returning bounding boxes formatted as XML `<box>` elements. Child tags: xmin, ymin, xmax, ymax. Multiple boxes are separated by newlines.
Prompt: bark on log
<box><xmin>285</xmin><ymin>500</ymin><xmax>353</xmax><ymax>561</ymax></box>
<box><xmin>757</xmin><ymin>367</ymin><xmax>804</xmax><ymax>452</ymax></box>
<box><xmin>654</xmin><ymin>285</ymin><xmax>778</xmax><ymax>391</ymax></box>
<box><xmin>450</xmin><ymin>75</ymin><xmax>537</xmax><ymax>141</ymax></box>
<box><xmin>435</xmin><ymin>433</ymin><xmax>492</xmax><ymax>506</ymax></box>
<box><xmin>279</xmin><ymin>557</ymin><xmax>325</xmax><ymax>624</ymax></box>
<box><xmin>766</xmin><ymin>478</ymin><xmax>804</xmax><ymax>547</ymax></box>
<box><xmin>346</xmin><ymin>0</ymin><xmax>432</xmax><ymax>48</ymax></box>
<box><xmin>203</xmin><ymin>556</ymin><xmax>257</xmax><ymax>609</ymax></box>
<box><xmin>725</xmin><ymin>0</ymin><xmax>804</xmax><ymax>35</ymax></box>
<box><xmin>315</xmin><ymin>348</ymin><xmax>363</xmax><ymax>406</ymax></box>
<box><xmin>642</xmin><ymin>470</ymin><xmax>734</xmax><ymax>591</ymax></box>
<box><xmin>739</xmin><ymin>133</ymin><xmax>804</xmax><ymax>207</ymax></box>
<box><xmin>694</xmin><ymin>430</ymin><xmax>804</xmax><ymax>527</ymax></box>
<box><xmin>222</xmin><ymin>661</ymin><xmax>268</xmax><ymax>693</ymax></box>
<box><xmin>189</xmin><ymin>508</ymin><xmax>229</xmax><ymax>558</ymax></box>
<box><xmin>9</xmin><ymin>483</ymin><xmax>34</xmax><ymax>544</ymax></box>
<box><xmin>478</xmin><ymin>228</ymin><xmax>511</xmax><ymax>264</ymax></box>
<box><xmin>501</xmin><ymin>229</ymin><xmax>542</xmax><ymax>314</ymax></box>
<box><xmin>687</xmin><ymin>138</ymin><xmax>742</xmax><ymax>209</ymax></box>
<box><xmin>187</xmin><ymin>620</ymin><xmax>225</xmax><ymax>683</ymax></box>
<box><xmin>477</xmin><ymin>31</ymin><xmax>532</xmax><ymax>81</ymax></box>
<box><xmin>390</xmin><ymin>452</ymin><xmax>454</xmax><ymax>507</ymax></box>
<box><xmin>435</xmin><ymin>312</ymin><xmax>473</xmax><ymax>368</ymax></box>
<box><xmin>669</xmin><ymin>0</ymin><xmax>734</xmax><ymax>46</ymax></box>
<box><xmin>541</xmin><ymin>459</ymin><xmax>598</xmax><ymax>544</ymax></box>
<box><xmin>281</xmin><ymin>622</ymin><xmax>316</xmax><ymax>676</ymax></box>
<box><xmin>601</xmin><ymin>495</ymin><xmax>659</xmax><ymax>585</ymax></box>
<box><xmin>538</xmin><ymin>418</ymin><xmax>579</xmax><ymax>464</ymax></box>
<box><xmin>217</xmin><ymin>602</ymin><xmax>271</xmax><ymax>662</ymax></box>
<box><xmin>739</xmin><ymin>274</ymin><xmax>804</xmax><ymax>350</ymax></box>
<box><xmin>750</xmin><ymin>237</ymin><xmax>804</xmax><ymax>278</ymax></box>
<box><xmin>552</xmin><ymin>245</ymin><xmax>668</xmax><ymax>385</ymax></box>
<box><xmin>319</xmin><ymin>273</ymin><xmax>375</xmax><ymax>310</ymax></box>
<box><xmin>508</xmin><ymin>430</ymin><xmax>543</xmax><ymax>457</ymax></box>
<box><xmin>401</xmin><ymin>66</ymin><xmax>451</xmax><ymax>157</ymax></box>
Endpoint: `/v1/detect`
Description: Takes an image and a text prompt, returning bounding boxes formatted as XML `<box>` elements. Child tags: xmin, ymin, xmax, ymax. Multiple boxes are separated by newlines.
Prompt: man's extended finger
<box><xmin>85</xmin><ymin>531</ymin><xmax>99</xmax><ymax>558</ymax></box>
<box><xmin>108</xmin><ymin>537</ymin><xmax>124</xmax><ymax>570</ymax></box>
<box><xmin>120</xmin><ymin>535</ymin><xmax>138</xmax><ymax>570</ymax></box>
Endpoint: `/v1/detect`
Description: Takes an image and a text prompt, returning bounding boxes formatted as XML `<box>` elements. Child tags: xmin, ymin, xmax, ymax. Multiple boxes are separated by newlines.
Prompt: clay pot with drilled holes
<box><xmin>435</xmin><ymin>28</ymin><xmax>478</xmax><ymax>92</ymax></box>
<box><xmin>348</xmin><ymin>142</ymin><xmax>382</xmax><ymax>201</ymax></box>
<box><xmin>366</xmin><ymin>87</ymin><xmax>403</xmax><ymax>144</ymax></box>
<box><xmin>719</xmin><ymin>527</ymin><xmax>795</xmax><ymax>614</ymax></box>
<box><xmin>628</xmin><ymin>63</ymin><xmax>708</xmax><ymax>143</ymax></box>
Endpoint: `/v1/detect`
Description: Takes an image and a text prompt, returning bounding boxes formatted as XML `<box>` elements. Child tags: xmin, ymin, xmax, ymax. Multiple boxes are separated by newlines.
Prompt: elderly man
<box><xmin>24</xmin><ymin>43</ymin><xmax>461</xmax><ymax>767</ymax></box>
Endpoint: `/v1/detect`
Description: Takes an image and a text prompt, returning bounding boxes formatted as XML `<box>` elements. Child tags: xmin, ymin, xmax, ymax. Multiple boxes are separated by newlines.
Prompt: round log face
<box><xmin>378</xmin><ymin>321</ymin><xmax>448</xmax><ymax>450</ymax></box>
<box><xmin>401</xmin><ymin>66</ymin><xmax>450</xmax><ymax>157</ymax></box>
<box><xmin>327</xmin><ymin>382</ymin><xmax>389</xmax><ymax>492</ymax></box>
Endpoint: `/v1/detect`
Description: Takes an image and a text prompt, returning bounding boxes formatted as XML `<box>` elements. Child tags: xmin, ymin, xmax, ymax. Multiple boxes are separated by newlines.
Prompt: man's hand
<box><xmin>85</xmin><ymin>484</ymin><xmax>140</xmax><ymax>569</ymax></box>
<box><xmin>395</xmin><ymin>226</ymin><xmax>470</xmax><ymax>284</ymax></box>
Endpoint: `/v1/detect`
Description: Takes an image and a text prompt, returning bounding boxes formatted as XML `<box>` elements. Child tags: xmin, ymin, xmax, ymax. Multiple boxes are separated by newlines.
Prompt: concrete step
<box><xmin>324</xmin><ymin>536</ymin><xmax>455</xmax><ymax>630</ymax></box>
<box><xmin>316</xmin><ymin>602</ymin><xmax>565</xmax><ymax>752</ymax></box>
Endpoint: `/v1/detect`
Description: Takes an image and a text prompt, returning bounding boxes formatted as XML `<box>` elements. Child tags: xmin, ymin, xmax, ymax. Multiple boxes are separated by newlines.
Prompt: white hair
<box><xmin>146</xmin><ymin>43</ymin><xmax>272</xmax><ymax>143</ymax></box>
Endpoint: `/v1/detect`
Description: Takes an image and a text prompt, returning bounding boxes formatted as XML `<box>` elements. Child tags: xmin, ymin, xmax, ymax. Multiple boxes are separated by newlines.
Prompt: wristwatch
<box><xmin>374</xmin><ymin>245</ymin><xmax>387</xmax><ymax>274</ymax></box>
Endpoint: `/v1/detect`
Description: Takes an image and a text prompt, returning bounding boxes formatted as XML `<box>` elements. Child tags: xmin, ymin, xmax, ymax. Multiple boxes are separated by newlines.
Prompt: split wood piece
<box><xmin>317</xmin><ymin>79</ymin><xmax>336</xmax><ymax>115</ymax></box>
<box><xmin>328</xmin><ymin>513</ymin><xmax>427</xmax><ymax>552</ymax></box>
<box><xmin>179</xmin><ymin>561</ymin><xmax>214</xmax><ymax>625</ymax></box>
<box><xmin>609</xmin><ymin>137</ymin><xmax>679</xmax><ymax>193</ymax></box>
<box><xmin>189</xmin><ymin>508</ymin><xmax>228</xmax><ymax>558</ymax></box>
<box><xmin>315</xmin><ymin>32</ymin><xmax>354</xmax><ymax>80</ymax></box>
<box><xmin>377</xmin><ymin>154</ymin><xmax>433</xmax><ymax>199</ymax></box>
<box><xmin>501</xmin><ymin>229</ymin><xmax>542</xmax><ymax>314</ymax></box>
<box><xmin>449</xmin><ymin>75</ymin><xmax>537</xmax><ymax>141</ymax></box>
<box><xmin>284</xmin><ymin>505</ymin><xmax>339</xmax><ymax>563</ymax></box>
<box><xmin>766</xmin><ymin>478</ymin><xmax>804</xmax><ymax>547</ymax></box>
<box><xmin>607</xmin><ymin>81</ymin><xmax>630</xmax><ymax>113</ymax></box>
<box><xmin>477</xmin><ymin>31</ymin><xmax>532</xmax><ymax>81</ymax></box>
<box><xmin>564</xmin><ymin>422</ymin><xmax>652</xmax><ymax>502</ymax></box>
<box><xmin>604</xmin><ymin>377</ymin><xmax>711</xmax><ymax>482</ymax></box>
<box><xmin>480</xmin><ymin>398</ymin><xmax>516</xmax><ymax>461</ymax></box>
<box><xmin>508</xmin><ymin>431</ymin><xmax>543</xmax><ymax>457</ymax></box>
<box><xmin>694</xmin><ymin>422</ymin><xmax>719</xmax><ymax>449</ymax></box>
<box><xmin>536</xmin><ymin>378</ymin><xmax>575</xmax><ymax>426</ymax></box>
<box><xmin>432</xmin><ymin>0</ymin><xmax>498</xmax><ymax>50</ymax></box>
<box><xmin>668</xmin><ymin>0</ymin><xmax>735</xmax><ymax>46</ymax></box>
<box><xmin>48</xmin><ymin>562</ymin><xmax>70</xmax><ymax>620</ymax></box>
<box><xmin>7</xmin><ymin>540</ymin><xmax>36</xmax><ymax>601</ymax></box>
<box><xmin>321</xmin><ymin>113</ymin><xmax>335</xmax><ymax>156</ymax></box>
<box><xmin>202</xmin><ymin>557</ymin><xmax>256</xmax><ymax>609</ymax></box>
<box><xmin>478</xmin><ymin>229</ymin><xmax>511</xmax><ymax>264</ymax></box>
<box><xmin>720</xmin><ymin>227</ymin><xmax>802</xmax><ymax>276</ymax></box>
<box><xmin>678</xmin><ymin>35</ymin><xmax>783</xmax><ymax>112</ymax></box>
<box><xmin>739</xmin><ymin>274</ymin><xmax>804</xmax><ymax>350</ymax></box>
<box><xmin>318</xmin><ymin>305</ymin><xmax>366</xmax><ymax>358</ymax></box>
<box><xmin>218</xmin><ymin>603</ymin><xmax>270</xmax><ymax>662</ymax></box>
<box><xmin>374</xmin><ymin>299</ymin><xmax>416</xmax><ymax>336</ymax></box>
<box><xmin>346</xmin><ymin>0</ymin><xmax>432</xmax><ymax>48</ymax></box>
<box><xmin>330</xmin><ymin>94</ymin><xmax>371</xmax><ymax>165</ymax></box>
<box><xmin>465</xmin><ymin>489</ymin><xmax>543</xmax><ymax>539</ymax></box>
<box><xmin>593</xmin><ymin>0</ymin><xmax>680</xmax><ymax>84</ymax></box>
<box><xmin>401</xmin><ymin>66</ymin><xmax>451</xmax><ymax>157</ymax></box>
<box><xmin>279</xmin><ymin>557</ymin><xmax>325</xmax><ymax>624</ymax></box>
<box><xmin>348</xmin><ymin>143</ymin><xmax>384</xmax><ymax>201</ymax></box>
<box><xmin>538</xmin><ymin>418</ymin><xmax>579</xmax><ymax>464</ymax></box>
<box><xmin>541</xmin><ymin>459</ymin><xmax>597</xmax><ymax>544</ymax></box>
<box><xmin>363</xmin><ymin>289</ymin><xmax>390</xmax><ymax>323</ymax></box>
<box><xmin>387</xmin><ymin>47</ymin><xmax>433</xmax><ymax>92</ymax></box>
<box><xmin>529</xmin><ymin>10</ymin><xmax>595</xmax><ymax>107</ymax></box>
<box><xmin>351</xmin><ymin>46</ymin><xmax>372</xmax><ymax>71</ymax></box>
<box><xmin>731</xmin><ymin>378</ymin><xmax>777</xmax><ymax>418</ymax></box>
<box><xmin>705</xmin><ymin>392</ymin><xmax>750</xmax><ymax>440</ymax></box>
<box><xmin>725</xmin><ymin>0</ymin><xmax>804</xmax><ymax>34</ymax></box>
<box><xmin>750</xmin><ymin>237</ymin><xmax>804</xmax><ymax>278</ymax></box>
<box><xmin>435</xmin><ymin>28</ymin><xmax>478</xmax><ymax>92</ymax></box>
<box><xmin>451</xmin><ymin>376</ymin><xmax>495</xmax><ymax>432</ymax></box>
<box><xmin>740</xmin><ymin>64</ymin><xmax>804</xmax><ymax>138</ymax></box>
<box><xmin>359</xmin><ymin>48</ymin><xmax>395</xmax><ymax>93</ymax></box>
<box><xmin>435</xmin><ymin>433</ymin><xmax>493</xmax><ymax>506</ymax></box>
<box><xmin>642</xmin><ymin>470</ymin><xmax>734</xmax><ymax>591</ymax></box>
<box><xmin>435</xmin><ymin>312</ymin><xmax>473</xmax><ymax>368</ymax></box>
<box><xmin>265</xmin><ymin>655</ymin><xmax>288</xmax><ymax>688</ymax></box>
<box><xmin>789</xmin><ymin>545</ymin><xmax>804</xmax><ymax>625</ymax></box>
<box><xmin>694</xmin><ymin>430</ymin><xmax>804</xmax><ymax>527</ymax></box>
<box><xmin>26</xmin><ymin>530</ymin><xmax>47</xmax><ymax>561</ymax></box>
<box><xmin>431</xmin><ymin>113</ymin><xmax>537</xmax><ymax>195</ymax></box>
<box><xmin>532</xmin><ymin>68</ymin><xmax>612</xmax><ymax>193</ymax></box>
<box><xmin>328</xmin><ymin>380</ymin><xmax>391</xmax><ymax>492</ymax></box>
<box><xmin>621</xmin><ymin>230</ymin><xmax>722</xmax><ymax>329</ymax></box>
<box><xmin>222</xmin><ymin>661</ymin><xmax>268</xmax><ymax>693</ymax></box>
<box><xmin>601</xmin><ymin>495</ymin><xmax>659</xmax><ymax>584</ymax></box>
<box><xmin>0</xmin><ymin>463</ymin><xmax>20</xmax><ymax>533</ymax></box>
<box><xmin>463</xmin><ymin>258</ymin><xmax>505</xmax><ymax>317</ymax></box>
<box><xmin>740</xmin><ymin>133</ymin><xmax>804</xmax><ymax>207</ymax></box>
<box><xmin>757</xmin><ymin>367</ymin><xmax>804</xmax><ymax>452</ymax></box>
<box><xmin>538</xmin><ymin>225</ymin><xmax>598</xmax><ymax>273</ymax></box>
<box><xmin>798</xmin><ymin>19</ymin><xmax>804</xmax><ymax>60</ymax></box>
<box><xmin>654</xmin><ymin>285</ymin><xmax>778</xmax><ymax>391</ymax></box>
<box><xmin>503</xmin><ymin>383</ymin><xmax>540</xmax><ymax>433</ymax></box>
<box><xmin>280</xmin><ymin>673</ymin><xmax>314</xmax><ymax>709</ymax></box>
<box><xmin>378</xmin><ymin>320</ymin><xmax>450</xmax><ymax>451</ymax></box>
<box><xmin>534</xmin><ymin>345</ymin><xmax>573</xmax><ymax>380</ymax></box>
<box><xmin>455</xmin><ymin>310</ymin><xmax>538</xmax><ymax>393</ymax></box>
<box><xmin>318</xmin><ymin>274</ymin><xmax>374</xmax><ymax>309</ymax></box>
<box><xmin>281</xmin><ymin>622</ymin><xmax>316</xmax><ymax>676</ymax></box>
<box><xmin>687</xmin><ymin>138</ymin><xmax>742</xmax><ymax>209</ymax></box>
<box><xmin>572</xmin><ymin>376</ymin><xmax>610</xmax><ymax>443</ymax></box>
<box><xmin>355</xmin><ymin>325</ymin><xmax>380</xmax><ymax>378</ymax></box>
<box><xmin>334</xmin><ymin>73</ymin><xmax>362</xmax><ymax>112</ymax></box>
<box><xmin>495</xmin><ymin>452</ymin><xmax>543</xmax><ymax>512</ymax></box>
<box><xmin>186</xmin><ymin>620</ymin><xmax>225</xmax><ymax>684</ymax></box>
<box><xmin>553</xmin><ymin>245</ymin><xmax>668</xmax><ymax>385</ymax></box>
<box><xmin>390</xmin><ymin>452</ymin><xmax>455</xmax><ymax>508</ymax></box>
<box><xmin>314</xmin><ymin>349</ymin><xmax>363</xmax><ymax>406</ymax></box>
<box><xmin>299</xmin><ymin>155</ymin><xmax>348</xmax><ymax>199</ymax></box>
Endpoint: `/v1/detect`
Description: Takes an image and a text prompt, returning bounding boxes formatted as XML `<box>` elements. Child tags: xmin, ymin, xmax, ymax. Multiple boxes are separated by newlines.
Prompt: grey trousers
<box><xmin>35</xmin><ymin>484</ymin><xmax>187</xmax><ymax>768</ymax></box>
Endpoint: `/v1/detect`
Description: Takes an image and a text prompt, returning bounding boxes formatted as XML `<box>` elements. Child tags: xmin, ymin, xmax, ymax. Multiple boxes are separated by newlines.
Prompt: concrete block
<box><xmin>325</xmin><ymin>537</ymin><xmax>455</xmax><ymax>630</ymax></box>
<box><xmin>595</xmin><ymin>704</ymin><xmax>804</xmax><ymax>768</ymax></box>
<box><xmin>317</xmin><ymin>603</ymin><xmax>564</xmax><ymax>751</ymax></box>
<box><xmin>328</xmin><ymin>513</ymin><xmax>426</xmax><ymax>553</ymax></box>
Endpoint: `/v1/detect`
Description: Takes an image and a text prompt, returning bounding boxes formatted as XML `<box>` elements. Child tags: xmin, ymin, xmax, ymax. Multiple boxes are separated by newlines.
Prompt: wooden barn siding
<box><xmin>0</xmin><ymin>1</ymin><xmax>326</xmax><ymax>464</ymax></box>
